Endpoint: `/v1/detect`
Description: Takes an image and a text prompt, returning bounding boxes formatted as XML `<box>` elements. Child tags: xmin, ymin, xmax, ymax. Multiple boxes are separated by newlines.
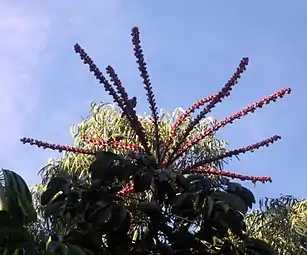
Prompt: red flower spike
<box><xmin>184</xmin><ymin>167</ymin><xmax>272</xmax><ymax>183</ymax></box>
<box><xmin>161</xmin><ymin>93</ymin><xmax>218</xmax><ymax>162</ymax></box>
<box><xmin>74</xmin><ymin>43</ymin><xmax>150</xmax><ymax>154</ymax></box>
<box><xmin>20</xmin><ymin>137</ymin><xmax>96</xmax><ymax>155</ymax></box>
<box><xmin>83</xmin><ymin>136</ymin><xmax>142</xmax><ymax>152</ymax></box>
<box><xmin>117</xmin><ymin>184</ymin><xmax>134</xmax><ymax>195</ymax></box>
<box><xmin>166</xmin><ymin>58</ymin><xmax>249</xmax><ymax>166</ymax></box>
<box><xmin>184</xmin><ymin>135</ymin><xmax>281</xmax><ymax>170</ymax></box>
<box><xmin>170</xmin><ymin>88</ymin><xmax>291</xmax><ymax>163</ymax></box>
<box><xmin>131</xmin><ymin>27</ymin><xmax>161</xmax><ymax>164</ymax></box>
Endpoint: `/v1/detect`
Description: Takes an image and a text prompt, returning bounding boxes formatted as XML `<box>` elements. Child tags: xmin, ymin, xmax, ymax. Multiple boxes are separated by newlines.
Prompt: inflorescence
<box><xmin>21</xmin><ymin>26</ymin><xmax>292</xmax><ymax>194</ymax></box>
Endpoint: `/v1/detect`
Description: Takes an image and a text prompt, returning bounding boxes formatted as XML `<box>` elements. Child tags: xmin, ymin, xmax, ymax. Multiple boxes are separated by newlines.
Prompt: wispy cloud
<box><xmin>0</xmin><ymin>2</ymin><xmax>50</xmax><ymax>154</ymax></box>
<box><xmin>0</xmin><ymin>1</ymin><xmax>125</xmax><ymax>184</ymax></box>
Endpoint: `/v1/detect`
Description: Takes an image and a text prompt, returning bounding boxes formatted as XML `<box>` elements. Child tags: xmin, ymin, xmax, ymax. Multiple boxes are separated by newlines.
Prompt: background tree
<box><xmin>245</xmin><ymin>196</ymin><xmax>307</xmax><ymax>254</ymax></box>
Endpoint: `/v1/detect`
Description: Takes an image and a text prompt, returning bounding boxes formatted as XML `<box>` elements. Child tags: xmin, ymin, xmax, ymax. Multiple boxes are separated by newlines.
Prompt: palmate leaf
<box><xmin>0</xmin><ymin>169</ymin><xmax>37</xmax><ymax>225</ymax></box>
<box><xmin>211</xmin><ymin>191</ymin><xmax>248</xmax><ymax>214</ymax></box>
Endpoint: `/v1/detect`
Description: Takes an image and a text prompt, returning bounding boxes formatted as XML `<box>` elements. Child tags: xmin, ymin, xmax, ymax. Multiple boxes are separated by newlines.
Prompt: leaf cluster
<box><xmin>40</xmin><ymin>151</ymin><xmax>275</xmax><ymax>255</ymax></box>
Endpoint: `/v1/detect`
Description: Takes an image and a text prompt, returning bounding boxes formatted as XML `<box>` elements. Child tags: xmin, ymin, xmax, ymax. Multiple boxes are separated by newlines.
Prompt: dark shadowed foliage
<box><xmin>40</xmin><ymin>150</ymin><xmax>275</xmax><ymax>254</ymax></box>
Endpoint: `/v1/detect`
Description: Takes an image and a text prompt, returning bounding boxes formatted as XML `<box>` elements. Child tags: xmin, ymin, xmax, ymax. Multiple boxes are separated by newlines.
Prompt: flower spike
<box><xmin>74</xmin><ymin>43</ymin><xmax>150</xmax><ymax>154</ymax></box>
<box><xmin>184</xmin><ymin>135</ymin><xmax>281</xmax><ymax>171</ymax></box>
<box><xmin>166</xmin><ymin>58</ymin><xmax>249</xmax><ymax>166</ymax></box>
<box><xmin>105</xmin><ymin>65</ymin><xmax>138</xmax><ymax>119</ymax></box>
<box><xmin>20</xmin><ymin>137</ymin><xmax>142</xmax><ymax>155</ymax></box>
<box><xmin>183</xmin><ymin>167</ymin><xmax>272</xmax><ymax>183</ymax></box>
<box><xmin>161</xmin><ymin>93</ymin><xmax>218</xmax><ymax>162</ymax></box>
<box><xmin>21</xmin><ymin>137</ymin><xmax>96</xmax><ymax>155</ymax></box>
<box><xmin>131</xmin><ymin>27</ymin><xmax>161</xmax><ymax>164</ymax></box>
<box><xmin>170</xmin><ymin>88</ymin><xmax>291</xmax><ymax>162</ymax></box>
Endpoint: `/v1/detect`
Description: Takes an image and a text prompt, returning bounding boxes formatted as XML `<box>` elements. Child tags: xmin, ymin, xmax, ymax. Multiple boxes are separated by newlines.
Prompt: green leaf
<box><xmin>65</xmin><ymin>230</ymin><xmax>102</xmax><ymax>254</ymax></box>
<box><xmin>228</xmin><ymin>184</ymin><xmax>255</xmax><ymax>209</ymax></box>
<box><xmin>137</xmin><ymin>201</ymin><xmax>164</xmax><ymax>220</ymax></box>
<box><xmin>41</xmin><ymin>177</ymin><xmax>72</xmax><ymax>206</ymax></box>
<box><xmin>89</xmin><ymin>151</ymin><xmax>122</xmax><ymax>182</ymax></box>
<box><xmin>0</xmin><ymin>226</ymin><xmax>31</xmax><ymax>246</ymax></box>
<box><xmin>172</xmin><ymin>192</ymin><xmax>196</xmax><ymax>212</ymax></box>
<box><xmin>0</xmin><ymin>183</ymin><xmax>8</xmax><ymax>211</ymax></box>
<box><xmin>223</xmin><ymin>209</ymin><xmax>245</xmax><ymax>237</ymax></box>
<box><xmin>240</xmin><ymin>187</ymin><xmax>256</xmax><ymax>208</ymax></box>
<box><xmin>67</xmin><ymin>244</ymin><xmax>87</xmax><ymax>255</ymax></box>
<box><xmin>108</xmin><ymin>206</ymin><xmax>130</xmax><ymax>233</ymax></box>
<box><xmin>1</xmin><ymin>169</ymin><xmax>37</xmax><ymax>223</ymax></box>
<box><xmin>212</xmin><ymin>191</ymin><xmax>248</xmax><ymax>214</ymax></box>
<box><xmin>154</xmin><ymin>243</ymin><xmax>174</xmax><ymax>254</ymax></box>
<box><xmin>133</xmin><ymin>170</ymin><xmax>154</xmax><ymax>193</ymax></box>
<box><xmin>44</xmin><ymin>200</ymin><xmax>66</xmax><ymax>216</ymax></box>
<box><xmin>47</xmin><ymin>177</ymin><xmax>72</xmax><ymax>195</ymax></box>
<box><xmin>206</xmin><ymin>196</ymin><xmax>214</xmax><ymax>218</ymax></box>
<box><xmin>46</xmin><ymin>235</ymin><xmax>62</xmax><ymax>253</ymax></box>
<box><xmin>0</xmin><ymin>210</ymin><xmax>15</xmax><ymax>227</ymax></box>
<box><xmin>92</xmin><ymin>206</ymin><xmax>113</xmax><ymax>227</ymax></box>
<box><xmin>227</xmin><ymin>182</ymin><xmax>243</xmax><ymax>193</ymax></box>
<box><xmin>245</xmin><ymin>238</ymin><xmax>276</xmax><ymax>255</ymax></box>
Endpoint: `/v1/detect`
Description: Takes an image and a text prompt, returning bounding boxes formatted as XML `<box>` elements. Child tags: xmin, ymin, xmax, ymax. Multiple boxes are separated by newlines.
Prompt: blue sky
<box><xmin>0</xmin><ymin>1</ymin><xmax>306</xmax><ymax>202</ymax></box>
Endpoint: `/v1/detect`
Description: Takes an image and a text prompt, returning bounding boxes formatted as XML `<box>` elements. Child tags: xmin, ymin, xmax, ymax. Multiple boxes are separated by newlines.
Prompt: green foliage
<box><xmin>0</xmin><ymin>169</ymin><xmax>37</xmax><ymax>254</ymax></box>
<box><xmin>245</xmin><ymin>196</ymin><xmax>307</xmax><ymax>255</ymax></box>
<box><xmin>39</xmin><ymin>150</ymin><xmax>274</xmax><ymax>254</ymax></box>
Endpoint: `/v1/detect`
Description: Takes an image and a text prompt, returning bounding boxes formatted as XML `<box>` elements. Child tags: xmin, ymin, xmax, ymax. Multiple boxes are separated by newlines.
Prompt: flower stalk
<box><xmin>74</xmin><ymin>43</ymin><xmax>150</xmax><ymax>154</ymax></box>
<box><xmin>161</xmin><ymin>93</ymin><xmax>218</xmax><ymax>162</ymax></box>
<box><xmin>131</xmin><ymin>27</ymin><xmax>161</xmax><ymax>164</ymax></box>
<box><xmin>184</xmin><ymin>135</ymin><xmax>281</xmax><ymax>171</ymax></box>
<box><xmin>166</xmin><ymin>58</ymin><xmax>249</xmax><ymax>166</ymax></box>
<box><xmin>169</xmin><ymin>88</ymin><xmax>291</xmax><ymax>163</ymax></box>
<box><xmin>183</xmin><ymin>167</ymin><xmax>272</xmax><ymax>183</ymax></box>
